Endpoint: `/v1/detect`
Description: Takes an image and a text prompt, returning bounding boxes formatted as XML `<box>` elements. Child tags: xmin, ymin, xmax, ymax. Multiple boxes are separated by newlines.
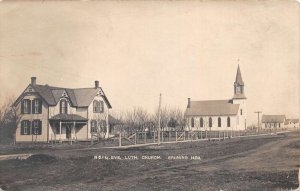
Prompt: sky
<box><xmin>0</xmin><ymin>0</ymin><xmax>299</xmax><ymax>125</ymax></box>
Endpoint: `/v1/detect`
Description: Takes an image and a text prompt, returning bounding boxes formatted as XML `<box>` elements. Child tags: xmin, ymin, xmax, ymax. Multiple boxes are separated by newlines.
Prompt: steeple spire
<box><xmin>235</xmin><ymin>64</ymin><xmax>244</xmax><ymax>85</ymax></box>
<box><xmin>233</xmin><ymin>65</ymin><xmax>246</xmax><ymax>99</ymax></box>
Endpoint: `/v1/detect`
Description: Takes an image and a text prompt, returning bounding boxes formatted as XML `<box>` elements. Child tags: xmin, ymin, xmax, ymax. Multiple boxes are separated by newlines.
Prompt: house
<box><xmin>261</xmin><ymin>115</ymin><xmax>285</xmax><ymax>129</ymax></box>
<box><xmin>284</xmin><ymin>118</ymin><xmax>299</xmax><ymax>129</ymax></box>
<box><xmin>13</xmin><ymin>77</ymin><xmax>112</xmax><ymax>142</ymax></box>
<box><xmin>184</xmin><ymin>65</ymin><xmax>247</xmax><ymax>131</ymax></box>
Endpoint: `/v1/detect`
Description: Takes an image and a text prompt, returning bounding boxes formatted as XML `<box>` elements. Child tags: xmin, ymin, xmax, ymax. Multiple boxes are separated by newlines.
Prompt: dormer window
<box><xmin>60</xmin><ymin>99</ymin><xmax>68</xmax><ymax>114</ymax></box>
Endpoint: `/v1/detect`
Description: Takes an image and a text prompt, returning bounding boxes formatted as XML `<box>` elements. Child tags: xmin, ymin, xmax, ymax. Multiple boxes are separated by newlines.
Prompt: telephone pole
<box><xmin>158</xmin><ymin>94</ymin><xmax>162</xmax><ymax>145</ymax></box>
<box><xmin>254</xmin><ymin>111</ymin><xmax>262</xmax><ymax>132</ymax></box>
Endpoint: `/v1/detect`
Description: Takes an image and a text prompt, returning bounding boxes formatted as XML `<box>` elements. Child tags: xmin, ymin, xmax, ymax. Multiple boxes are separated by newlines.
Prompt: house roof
<box><xmin>284</xmin><ymin>118</ymin><xmax>299</xmax><ymax>125</ymax></box>
<box><xmin>261</xmin><ymin>115</ymin><xmax>286</xmax><ymax>123</ymax></box>
<box><xmin>50</xmin><ymin>114</ymin><xmax>88</xmax><ymax>121</ymax></box>
<box><xmin>14</xmin><ymin>84</ymin><xmax>112</xmax><ymax>108</ymax></box>
<box><xmin>184</xmin><ymin>100</ymin><xmax>240</xmax><ymax>116</ymax></box>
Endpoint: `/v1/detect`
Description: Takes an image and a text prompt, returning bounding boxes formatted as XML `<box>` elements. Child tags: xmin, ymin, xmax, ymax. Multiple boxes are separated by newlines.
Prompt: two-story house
<box><xmin>13</xmin><ymin>77</ymin><xmax>112</xmax><ymax>142</ymax></box>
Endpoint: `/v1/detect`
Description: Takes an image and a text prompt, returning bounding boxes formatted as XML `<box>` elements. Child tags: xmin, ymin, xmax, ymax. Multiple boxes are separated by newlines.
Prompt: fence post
<box><xmin>205</xmin><ymin>130</ymin><xmax>207</xmax><ymax>139</ymax></box>
<box><xmin>135</xmin><ymin>133</ymin><xmax>137</xmax><ymax>144</ymax></box>
<box><xmin>119</xmin><ymin>132</ymin><xmax>122</xmax><ymax>147</ymax></box>
<box><xmin>183</xmin><ymin>131</ymin><xmax>186</xmax><ymax>141</ymax></box>
<box><xmin>175</xmin><ymin>131</ymin><xmax>178</xmax><ymax>142</ymax></box>
<box><xmin>200</xmin><ymin>131</ymin><xmax>202</xmax><ymax>139</ymax></box>
<box><xmin>153</xmin><ymin>131</ymin><xmax>156</xmax><ymax>143</ymax></box>
<box><xmin>144</xmin><ymin>132</ymin><xmax>146</xmax><ymax>144</ymax></box>
<box><xmin>218</xmin><ymin>131</ymin><xmax>221</xmax><ymax>141</ymax></box>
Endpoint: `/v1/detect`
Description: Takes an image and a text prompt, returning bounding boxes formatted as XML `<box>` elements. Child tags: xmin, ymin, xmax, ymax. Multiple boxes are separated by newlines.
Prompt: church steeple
<box><xmin>233</xmin><ymin>65</ymin><xmax>246</xmax><ymax>99</ymax></box>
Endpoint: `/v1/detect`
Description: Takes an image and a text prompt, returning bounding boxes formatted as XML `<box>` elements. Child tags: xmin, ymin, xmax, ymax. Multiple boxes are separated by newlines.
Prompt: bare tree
<box><xmin>0</xmin><ymin>97</ymin><xmax>20</xmax><ymax>144</ymax></box>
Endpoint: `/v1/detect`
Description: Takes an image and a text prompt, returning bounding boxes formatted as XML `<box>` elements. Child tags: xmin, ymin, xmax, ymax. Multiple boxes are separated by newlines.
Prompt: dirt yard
<box><xmin>0</xmin><ymin>132</ymin><xmax>299</xmax><ymax>191</ymax></box>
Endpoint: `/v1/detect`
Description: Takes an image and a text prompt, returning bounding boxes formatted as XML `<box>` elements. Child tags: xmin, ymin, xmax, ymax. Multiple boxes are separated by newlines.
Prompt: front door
<box><xmin>66</xmin><ymin>126</ymin><xmax>71</xmax><ymax>139</ymax></box>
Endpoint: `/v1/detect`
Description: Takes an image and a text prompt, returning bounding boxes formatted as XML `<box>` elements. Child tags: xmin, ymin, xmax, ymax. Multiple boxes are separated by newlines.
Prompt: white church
<box><xmin>185</xmin><ymin>65</ymin><xmax>247</xmax><ymax>131</ymax></box>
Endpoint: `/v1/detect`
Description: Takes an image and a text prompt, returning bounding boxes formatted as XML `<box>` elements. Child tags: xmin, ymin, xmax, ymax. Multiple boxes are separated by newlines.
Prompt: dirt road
<box><xmin>0</xmin><ymin>133</ymin><xmax>299</xmax><ymax>191</ymax></box>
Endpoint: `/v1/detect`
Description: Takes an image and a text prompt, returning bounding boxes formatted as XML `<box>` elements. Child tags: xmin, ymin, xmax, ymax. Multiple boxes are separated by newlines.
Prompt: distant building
<box><xmin>261</xmin><ymin>115</ymin><xmax>285</xmax><ymax>129</ymax></box>
<box><xmin>184</xmin><ymin>65</ymin><xmax>247</xmax><ymax>131</ymax></box>
<box><xmin>284</xmin><ymin>119</ymin><xmax>299</xmax><ymax>129</ymax></box>
<box><xmin>13</xmin><ymin>77</ymin><xmax>112</xmax><ymax>142</ymax></box>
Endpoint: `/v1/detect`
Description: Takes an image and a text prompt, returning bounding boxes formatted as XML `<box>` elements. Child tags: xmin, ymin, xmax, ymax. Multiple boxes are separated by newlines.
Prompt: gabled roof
<box><xmin>261</xmin><ymin>115</ymin><xmax>286</xmax><ymax>123</ymax></box>
<box><xmin>235</xmin><ymin>64</ymin><xmax>244</xmax><ymax>85</ymax></box>
<box><xmin>14</xmin><ymin>84</ymin><xmax>112</xmax><ymax>108</ymax></box>
<box><xmin>185</xmin><ymin>100</ymin><xmax>239</xmax><ymax>116</ymax></box>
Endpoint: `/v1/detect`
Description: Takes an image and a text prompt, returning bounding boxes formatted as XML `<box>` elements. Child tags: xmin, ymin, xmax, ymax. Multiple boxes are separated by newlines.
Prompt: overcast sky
<box><xmin>0</xmin><ymin>0</ymin><xmax>299</xmax><ymax>124</ymax></box>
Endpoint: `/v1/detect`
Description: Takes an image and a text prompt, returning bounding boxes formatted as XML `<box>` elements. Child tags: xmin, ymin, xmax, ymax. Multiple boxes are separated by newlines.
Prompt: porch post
<box><xmin>73</xmin><ymin>121</ymin><xmax>76</xmax><ymax>141</ymax></box>
<box><xmin>106</xmin><ymin>109</ymin><xmax>109</xmax><ymax>138</ymax></box>
<box><xmin>59</xmin><ymin>121</ymin><xmax>62</xmax><ymax>141</ymax></box>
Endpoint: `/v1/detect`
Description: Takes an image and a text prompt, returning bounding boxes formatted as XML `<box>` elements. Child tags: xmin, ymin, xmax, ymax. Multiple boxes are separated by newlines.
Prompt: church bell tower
<box><xmin>232</xmin><ymin>65</ymin><xmax>247</xmax><ymax>130</ymax></box>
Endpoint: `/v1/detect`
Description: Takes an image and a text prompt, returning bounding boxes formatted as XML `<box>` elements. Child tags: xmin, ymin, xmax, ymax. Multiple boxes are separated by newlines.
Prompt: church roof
<box><xmin>261</xmin><ymin>115</ymin><xmax>286</xmax><ymax>123</ymax></box>
<box><xmin>185</xmin><ymin>100</ymin><xmax>240</xmax><ymax>116</ymax></box>
<box><xmin>235</xmin><ymin>65</ymin><xmax>244</xmax><ymax>85</ymax></box>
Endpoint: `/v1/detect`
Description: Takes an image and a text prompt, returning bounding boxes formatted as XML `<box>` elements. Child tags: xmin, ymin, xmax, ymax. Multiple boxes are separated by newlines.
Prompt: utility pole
<box><xmin>158</xmin><ymin>93</ymin><xmax>162</xmax><ymax>145</ymax></box>
<box><xmin>254</xmin><ymin>111</ymin><xmax>262</xmax><ymax>132</ymax></box>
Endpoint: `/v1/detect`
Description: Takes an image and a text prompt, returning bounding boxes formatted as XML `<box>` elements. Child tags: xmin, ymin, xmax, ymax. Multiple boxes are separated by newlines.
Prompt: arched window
<box><xmin>209</xmin><ymin>117</ymin><xmax>212</xmax><ymax>127</ymax></box>
<box><xmin>191</xmin><ymin>118</ymin><xmax>194</xmax><ymax>128</ymax></box>
<box><xmin>227</xmin><ymin>117</ymin><xmax>231</xmax><ymax>127</ymax></box>
<box><xmin>218</xmin><ymin>117</ymin><xmax>221</xmax><ymax>127</ymax></box>
<box><xmin>60</xmin><ymin>99</ymin><xmax>68</xmax><ymax>114</ymax></box>
<box><xmin>200</xmin><ymin>117</ymin><xmax>204</xmax><ymax>127</ymax></box>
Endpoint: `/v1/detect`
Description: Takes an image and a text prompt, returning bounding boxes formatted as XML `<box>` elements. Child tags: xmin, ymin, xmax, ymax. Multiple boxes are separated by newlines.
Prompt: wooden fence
<box><xmin>113</xmin><ymin>128</ymin><xmax>297</xmax><ymax>147</ymax></box>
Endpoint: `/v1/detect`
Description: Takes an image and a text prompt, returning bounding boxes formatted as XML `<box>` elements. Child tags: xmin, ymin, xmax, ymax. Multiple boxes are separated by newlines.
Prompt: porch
<box><xmin>49</xmin><ymin>114</ymin><xmax>88</xmax><ymax>142</ymax></box>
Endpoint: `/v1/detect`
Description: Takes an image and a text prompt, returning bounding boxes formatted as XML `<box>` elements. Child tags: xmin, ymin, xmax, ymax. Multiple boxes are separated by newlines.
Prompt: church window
<box><xmin>227</xmin><ymin>117</ymin><xmax>231</xmax><ymax>127</ymax></box>
<box><xmin>191</xmin><ymin>118</ymin><xmax>194</xmax><ymax>128</ymax></box>
<box><xmin>209</xmin><ymin>117</ymin><xmax>212</xmax><ymax>127</ymax></box>
<box><xmin>218</xmin><ymin>117</ymin><xmax>221</xmax><ymax>127</ymax></box>
<box><xmin>200</xmin><ymin>117</ymin><xmax>204</xmax><ymax>127</ymax></box>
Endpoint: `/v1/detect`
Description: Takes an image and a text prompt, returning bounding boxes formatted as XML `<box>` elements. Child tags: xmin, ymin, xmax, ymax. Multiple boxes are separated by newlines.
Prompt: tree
<box><xmin>0</xmin><ymin>97</ymin><xmax>20</xmax><ymax>144</ymax></box>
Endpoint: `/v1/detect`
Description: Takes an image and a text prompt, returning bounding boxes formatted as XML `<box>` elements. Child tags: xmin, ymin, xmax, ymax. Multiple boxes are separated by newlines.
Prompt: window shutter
<box><xmin>21</xmin><ymin>121</ymin><xmax>24</xmax><ymax>135</ymax></box>
<box><xmin>32</xmin><ymin>99</ymin><xmax>36</xmax><ymax>114</ymax></box>
<box><xmin>21</xmin><ymin>100</ymin><xmax>24</xmax><ymax>114</ymax></box>
<box><xmin>60</xmin><ymin>100</ymin><xmax>62</xmax><ymax>114</ymax></box>
<box><xmin>38</xmin><ymin>99</ymin><xmax>42</xmax><ymax>114</ymax></box>
<box><xmin>27</xmin><ymin>100</ymin><xmax>31</xmax><ymax>114</ymax></box>
<box><xmin>38</xmin><ymin>120</ymin><xmax>42</xmax><ymax>135</ymax></box>
<box><xmin>28</xmin><ymin>121</ymin><xmax>32</xmax><ymax>135</ymax></box>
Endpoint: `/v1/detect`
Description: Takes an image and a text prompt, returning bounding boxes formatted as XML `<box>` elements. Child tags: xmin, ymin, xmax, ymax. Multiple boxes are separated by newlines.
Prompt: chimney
<box><xmin>95</xmin><ymin>80</ymin><xmax>99</xmax><ymax>88</ymax></box>
<box><xmin>187</xmin><ymin>98</ymin><xmax>191</xmax><ymax>108</ymax></box>
<box><xmin>31</xmin><ymin>77</ymin><xmax>36</xmax><ymax>86</ymax></box>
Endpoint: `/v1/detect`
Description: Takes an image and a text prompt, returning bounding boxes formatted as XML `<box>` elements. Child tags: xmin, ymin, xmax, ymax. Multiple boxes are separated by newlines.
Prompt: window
<box><xmin>32</xmin><ymin>99</ymin><xmax>42</xmax><ymax>114</ymax></box>
<box><xmin>60</xmin><ymin>99</ymin><xmax>68</xmax><ymax>114</ymax></box>
<box><xmin>200</xmin><ymin>117</ymin><xmax>204</xmax><ymax>127</ymax></box>
<box><xmin>100</xmin><ymin>101</ymin><xmax>104</xmax><ymax>113</ymax></box>
<box><xmin>209</xmin><ymin>117</ymin><xmax>212</xmax><ymax>127</ymax></box>
<box><xmin>21</xmin><ymin>120</ymin><xmax>30</xmax><ymax>135</ymax></box>
<box><xmin>21</xmin><ymin>99</ymin><xmax>31</xmax><ymax>114</ymax></box>
<box><xmin>191</xmin><ymin>118</ymin><xmax>194</xmax><ymax>128</ymax></box>
<box><xmin>32</xmin><ymin>120</ymin><xmax>42</xmax><ymax>135</ymax></box>
<box><xmin>218</xmin><ymin>117</ymin><xmax>221</xmax><ymax>127</ymax></box>
<box><xmin>227</xmin><ymin>117</ymin><xmax>231</xmax><ymax>127</ymax></box>
<box><xmin>279</xmin><ymin>123</ymin><xmax>281</xmax><ymax>128</ymax></box>
<box><xmin>93</xmin><ymin>100</ymin><xmax>100</xmax><ymax>113</ymax></box>
<box><xmin>240</xmin><ymin>109</ymin><xmax>243</xmax><ymax>115</ymax></box>
<box><xmin>91</xmin><ymin>120</ymin><xmax>97</xmax><ymax>133</ymax></box>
